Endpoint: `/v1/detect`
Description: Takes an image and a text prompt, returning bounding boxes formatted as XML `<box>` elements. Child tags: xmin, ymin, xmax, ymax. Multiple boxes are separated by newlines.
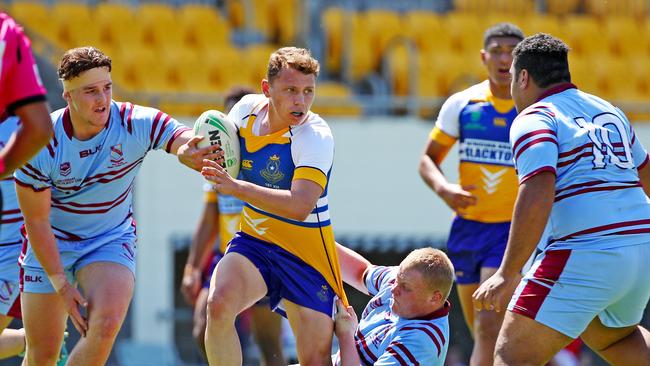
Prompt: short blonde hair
<box><xmin>267</xmin><ymin>47</ymin><xmax>319</xmax><ymax>82</ymax></box>
<box><xmin>401</xmin><ymin>248</ymin><xmax>455</xmax><ymax>300</ymax></box>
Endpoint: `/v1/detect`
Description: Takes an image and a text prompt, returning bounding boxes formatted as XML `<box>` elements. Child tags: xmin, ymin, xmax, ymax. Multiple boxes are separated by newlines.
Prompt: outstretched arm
<box><xmin>335</xmin><ymin>243</ymin><xmax>371</xmax><ymax>295</ymax></box>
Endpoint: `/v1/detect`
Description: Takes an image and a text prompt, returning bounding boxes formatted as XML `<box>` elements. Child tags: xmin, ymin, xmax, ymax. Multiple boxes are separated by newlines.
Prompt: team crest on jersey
<box><xmin>260</xmin><ymin>155</ymin><xmax>284</xmax><ymax>184</ymax></box>
<box><xmin>109</xmin><ymin>144</ymin><xmax>127</xmax><ymax>167</ymax></box>
<box><xmin>493</xmin><ymin>117</ymin><xmax>507</xmax><ymax>127</ymax></box>
<box><xmin>60</xmin><ymin>162</ymin><xmax>71</xmax><ymax>177</ymax></box>
<box><xmin>316</xmin><ymin>285</ymin><xmax>329</xmax><ymax>302</ymax></box>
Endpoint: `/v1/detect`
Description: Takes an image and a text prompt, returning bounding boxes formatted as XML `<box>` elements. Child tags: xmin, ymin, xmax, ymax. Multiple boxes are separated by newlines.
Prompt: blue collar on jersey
<box><xmin>536</xmin><ymin>82</ymin><xmax>577</xmax><ymax>102</ymax></box>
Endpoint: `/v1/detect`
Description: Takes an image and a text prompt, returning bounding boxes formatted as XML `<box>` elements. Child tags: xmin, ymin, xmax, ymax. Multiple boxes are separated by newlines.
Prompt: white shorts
<box><xmin>508</xmin><ymin>244</ymin><xmax>650</xmax><ymax>338</ymax></box>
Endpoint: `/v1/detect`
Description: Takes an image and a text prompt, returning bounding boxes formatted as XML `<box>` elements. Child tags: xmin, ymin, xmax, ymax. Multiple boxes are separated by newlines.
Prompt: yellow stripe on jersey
<box><xmin>293</xmin><ymin>166</ymin><xmax>328</xmax><ymax>190</ymax></box>
<box><xmin>218</xmin><ymin>213</ymin><xmax>241</xmax><ymax>252</ymax></box>
<box><xmin>458</xmin><ymin>162</ymin><xmax>518</xmax><ymax>222</ymax></box>
<box><xmin>484</xmin><ymin>94</ymin><xmax>515</xmax><ymax>114</ymax></box>
<box><xmin>204</xmin><ymin>190</ymin><xmax>218</xmax><ymax>203</ymax></box>
<box><xmin>240</xmin><ymin>114</ymin><xmax>290</xmax><ymax>153</ymax></box>
<box><xmin>429</xmin><ymin>127</ymin><xmax>457</xmax><ymax>147</ymax></box>
<box><xmin>241</xmin><ymin>206</ymin><xmax>348</xmax><ymax>305</ymax></box>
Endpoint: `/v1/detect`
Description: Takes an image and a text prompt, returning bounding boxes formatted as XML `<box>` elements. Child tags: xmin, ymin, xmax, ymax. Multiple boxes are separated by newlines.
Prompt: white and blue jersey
<box><xmin>14</xmin><ymin>101</ymin><xmax>190</xmax><ymax>242</ymax></box>
<box><xmin>511</xmin><ymin>83</ymin><xmax>650</xmax><ymax>251</ymax></box>
<box><xmin>0</xmin><ymin>117</ymin><xmax>23</xmax><ymax>247</ymax></box>
<box><xmin>340</xmin><ymin>266</ymin><xmax>449</xmax><ymax>366</ymax></box>
<box><xmin>0</xmin><ymin>117</ymin><xmax>22</xmax><ymax>316</ymax></box>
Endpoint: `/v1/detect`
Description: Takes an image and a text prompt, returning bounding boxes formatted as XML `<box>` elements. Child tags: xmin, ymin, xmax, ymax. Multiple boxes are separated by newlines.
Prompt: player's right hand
<box><xmin>56</xmin><ymin>282</ymin><xmax>88</xmax><ymax>337</ymax></box>
<box><xmin>181</xmin><ymin>264</ymin><xmax>202</xmax><ymax>305</ymax></box>
<box><xmin>440</xmin><ymin>183</ymin><xmax>477</xmax><ymax>212</ymax></box>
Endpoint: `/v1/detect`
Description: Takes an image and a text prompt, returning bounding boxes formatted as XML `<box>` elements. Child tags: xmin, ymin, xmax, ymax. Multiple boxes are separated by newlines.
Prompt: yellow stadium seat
<box><xmin>244</xmin><ymin>44</ymin><xmax>276</xmax><ymax>86</ymax></box>
<box><xmin>180</xmin><ymin>4</ymin><xmax>230</xmax><ymax>49</ymax></box>
<box><xmin>562</xmin><ymin>16</ymin><xmax>606</xmax><ymax>57</ymax></box>
<box><xmin>321</xmin><ymin>7</ymin><xmax>345</xmax><ymax>75</ymax></box>
<box><xmin>385</xmin><ymin>43</ymin><xmax>412</xmax><ymax>96</ymax></box>
<box><xmin>347</xmin><ymin>13</ymin><xmax>375</xmax><ymax>81</ymax></box>
<box><xmin>403</xmin><ymin>11</ymin><xmax>448</xmax><ymax>54</ymax></box>
<box><xmin>268</xmin><ymin>0</ymin><xmax>299</xmax><ymax>44</ymax></box>
<box><xmin>136</xmin><ymin>3</ymin><xmax>182</xmax><ymax>50</ymax></box>
<box><xmin>94</xmin><ymin>4</ymin><xmax>142</xmax><ymax>51</ymax></box>
<box><xmin>312</xmin><ymin>82</ymin><xmax>361</xmax><ymax>117</ymax></box>
<box><xmin>454</xmin><ymin>0</ymin><xmax>534</xmax><ymax>15</ymax></box>
<box><xmin>521</xmin><ymin>14</ymin><xmax>562</xmax><ymax>39</ymax></box>
<box><xmin>546</xmin><ymin>0</ymin><xmax>581</xmax><ymax>15</ymax></box>
<box><xmin>363</xmin><ymin>9</ymin><xmax>405</xmax><ymax>71</ymax></box>
<box><xmin>443</xmin><ymin>12</ymin><xmax>484</xmax><ymax>54</ymax></box>
<box><xmin>585</xmin><ymin>0</ymin><xmax>646</xmax><ymax>18</ymax></box>
<box><xmin>604</xmin><ymin>17</ymin><xmax>646</xmax><ymax>57</ymax></box>
<box><xmin>8</xmin><ymin>1</ymin><xmax>50</xmax><ymax>32</ymax></box>
<box><xmin>51</xmin><ymin>2</ymin><xmax>92</xmax><ymax>21</ymax></box>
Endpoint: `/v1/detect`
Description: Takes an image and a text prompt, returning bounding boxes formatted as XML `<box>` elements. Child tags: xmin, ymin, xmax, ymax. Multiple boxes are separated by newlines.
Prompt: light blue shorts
<box><xmin>20</xmin><ymin>232</ymin><xmax>137</xmax><ymax>294</ymax></box>
<box><xmin>0</xmin><ymin>243</ymin><xmax>22</xmax><ymax>316</ymax></box>
<box><xmin>508</xmin><ymin>244</ymin><xmax>650</xmax><ymax>338</ymax></box>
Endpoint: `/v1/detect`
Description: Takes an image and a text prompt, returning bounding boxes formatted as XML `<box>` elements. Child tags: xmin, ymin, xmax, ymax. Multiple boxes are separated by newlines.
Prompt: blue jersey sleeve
<box><xmin>374</xmin><ymin>326</ymin><xmax>447</xmax><ymax>366</ymax></box>
<box><xmin>14</xmin><ymin>147</ymin><xmax>52</xmax><ymax>191</ymax></box>
<box><xmin>126</xmin><ymin>104</ymin><xmax>190</xmax><ymax>153</ymax></box>
<box><xmin>364</xmin><ymin>266</ymin><xmax>396</xmax><ymax>296</ymax></box>
<box><xmin>510</xmin><ymin>105</ymin><xmax>559</xmax><ymax>183</ymax></box>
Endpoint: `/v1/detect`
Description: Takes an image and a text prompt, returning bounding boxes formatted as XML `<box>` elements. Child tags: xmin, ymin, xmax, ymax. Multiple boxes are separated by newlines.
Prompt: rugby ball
<box><xmin>193</xmin><ymin>110</ymin><xmax>241</xmax><ymax>178</ymax></box>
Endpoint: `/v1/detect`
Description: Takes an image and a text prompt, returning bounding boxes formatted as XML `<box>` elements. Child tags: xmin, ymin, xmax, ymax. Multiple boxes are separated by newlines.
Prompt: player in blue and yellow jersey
<box><xmin>201</xmin><ymin>47</ymin><xmax>348</xmax><ymax>365</ymax></box>
<box><xmin>418</xmin><ymin>23</ymin><xmax>524</xmax><ymax>365</ymax></box>
<box><xmin>334</xmin><ymin>244</ymin><xmax>454</xmax><ymax>366</ymax></box>
<box><xmin>14</xmin><ymin>47</ymin><xmax>216</xmax><ymax>366</ymax></box>
<box><xmin>181</xmin><ymin>88</ymin><xmax>285</xmax><ymax>365</ymax></box>
<box><xmin>474</xmin><ymin>33</ymin><xmax>650</xmax><ymax>365</ymax></box>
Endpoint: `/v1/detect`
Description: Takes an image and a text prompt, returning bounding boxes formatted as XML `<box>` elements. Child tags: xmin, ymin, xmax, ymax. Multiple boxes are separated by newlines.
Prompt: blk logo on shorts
<box><xmin>24</xmin><ymin>275</ymin><xmax>43</xmax><ymax>283</ymax></box>
<box><xmin>60</xmin><ymin>162</ymin><xmax>71</xmax><ymax>177</ymax></box>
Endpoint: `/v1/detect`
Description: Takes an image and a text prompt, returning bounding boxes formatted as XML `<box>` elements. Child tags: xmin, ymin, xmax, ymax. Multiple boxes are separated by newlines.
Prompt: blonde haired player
<box><xmin>201</xmin><ymin>47</ymin><xmax>348</xmax><ymax>365</ymax></box>
<box><xmin>334</xmin><ymin>245</ymin><xmax>454</xmax><ymax>365</ymax></box>
<box><xmin>182</xmin><ymin>88</ymin><xmax>285</xmax><ymax>365</ymax></box>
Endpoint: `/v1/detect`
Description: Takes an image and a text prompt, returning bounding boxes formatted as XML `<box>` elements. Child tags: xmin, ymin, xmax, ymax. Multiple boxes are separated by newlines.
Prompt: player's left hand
<box><xmin>334</xmin><ymin>299</ymin><xmax>358</xmax><ymax>340</ymax></box>
<box><xmin>177</xmin><ymin>136</ymin><xmax>222</xmax><ymax>171</ymax></box>
<box><xmin>201</xmin><ymin>159</ymin><xmax>238</xmax><ymax>195</ymax></box>
<box><xmin>472</xmin><ymin>270</ymin><xmax>519</xmax><ymax>313</ymax></box>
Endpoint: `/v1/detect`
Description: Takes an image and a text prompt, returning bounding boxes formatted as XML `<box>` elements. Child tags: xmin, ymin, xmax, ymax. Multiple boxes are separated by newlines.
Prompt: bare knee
<box><xmin>474</xmin><ymin>310</ymin><xmax>503</xmax><ymax>341</ymax></box>
<box><xmin>494</xmin><ymin>340</ymin><xmax>536</xmax><ymax>366</ymax></box>
<box><xmin>193</xmin><ymin>320</ymin><xmax>207</xmax><ymax>350</ymax></box>
<box><xmin>27</xmin><ymin>346</ymin><xmax>61</xmax><ymax>366</ymax></box>
<box><xmin>90</xmin><ymin>313</ymin><xmax>124</xmax><ymax>340</ymax></box>
<box><xmin>206</xmin><ymin>290</ymin><xmax>239</xmax><ymax>324</ymax></box>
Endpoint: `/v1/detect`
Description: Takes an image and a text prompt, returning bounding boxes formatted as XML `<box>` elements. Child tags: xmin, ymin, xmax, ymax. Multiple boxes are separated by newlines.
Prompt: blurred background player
<box><xmin>181</xmin><ymin>87</ymin><xmax>285</xmax><ymax>365</ymax></box>
<box><xmin>334</xmin><ymin>244</ymin><xmax>454</xmax><ymax>366</ymax></box>
<box><xmin>14</xmin><ymin>46</ymin><xmax>216</xmax><ymax>366</ymax></box>
<box><xmin>473</xmin><ymin>33</ymin><xmax>650</xmax><ymax>365</ymax></box>
<box><xmin>418</xmin><ymin>23</ymin><xmax>524</xmax><ymax>365</ymax></box>
<box><xmin>201</xmin><ymin>47</ymin><xmax>348</xmax><ymax>366</ymax></box>
<box><xmin>0</xmin><ymin>13</ymin><xmax>52</xmax><ymax>180</ymax></box>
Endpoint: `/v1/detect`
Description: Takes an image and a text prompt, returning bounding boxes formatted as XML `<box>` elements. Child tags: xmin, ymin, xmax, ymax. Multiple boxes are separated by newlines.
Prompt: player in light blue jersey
<box><xmin>14</xmin><ymin>47</ymin><xmax>217</xmax><ymax>366</ymax></box>
<box><xmin>0</xmin><ymin>117</ymin><xmax>29</xmax><ymax>358</ymax></box>
<box><xmin>333</xmin><ymin>244</ymin><xmax>454</xmax><ymax>366</ymax></box>
<box><xmin>473</xmin><ymin>34</ymin><xmax>650</xmax><ymax>365</ymax></box>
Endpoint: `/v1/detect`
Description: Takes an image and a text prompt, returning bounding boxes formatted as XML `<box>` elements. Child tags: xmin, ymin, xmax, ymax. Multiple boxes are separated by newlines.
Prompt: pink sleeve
<box><xmin>0</xmin><ymin>14</ymin><xmax>47</xmax><ymax>116</ymax></box>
